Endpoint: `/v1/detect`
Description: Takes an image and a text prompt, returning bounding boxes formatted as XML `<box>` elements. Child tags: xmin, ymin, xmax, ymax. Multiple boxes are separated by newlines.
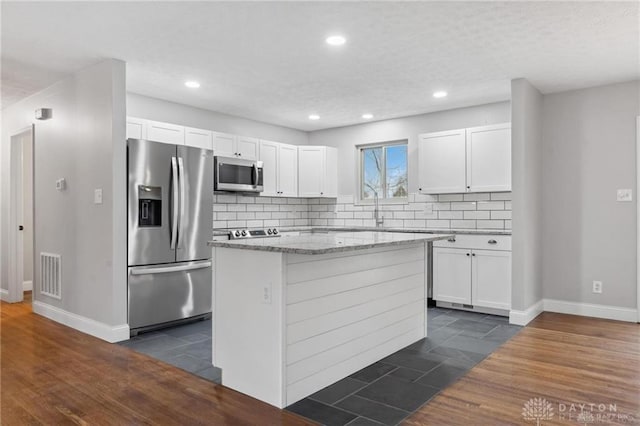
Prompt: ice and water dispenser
<box><xmin>138</xmin><ymin>185</ymin><xmax>162</xmax><ymax>227</ymax></box>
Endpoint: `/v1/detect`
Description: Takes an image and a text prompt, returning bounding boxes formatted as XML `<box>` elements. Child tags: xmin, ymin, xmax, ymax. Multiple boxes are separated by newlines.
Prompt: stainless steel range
<box><xmin>228</xmin><ymin>227</ymin><xmax>280</xmax><ymax>239</ymax></box>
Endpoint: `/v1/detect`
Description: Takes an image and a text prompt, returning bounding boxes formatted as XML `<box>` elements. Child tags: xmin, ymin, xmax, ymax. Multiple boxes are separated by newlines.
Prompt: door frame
<box><xmin>8</xmin><ymin>125</ymin><xmax>34</xmax><ymax>303</ymax></box>
<box><xmin>637</xmin><ymin>116</ymin><xmax>639</xmax><ymax>322</ymax></box>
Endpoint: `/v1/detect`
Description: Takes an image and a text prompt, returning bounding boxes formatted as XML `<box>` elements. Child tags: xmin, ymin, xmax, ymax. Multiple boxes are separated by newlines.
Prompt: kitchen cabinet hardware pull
<box><xmin>447</xmin><ymin>237</ymin><xmax>456</xmax><ymax>242</ymax></box>
<box><xmin>466</xmin><ymin>253</ymin><xmax>470</xmax><ymax>256</ymax></box>
<box><xmin>472</xmin><ymin>253</ymin><xmax>476</xmax><ymax>256</ymax></box>
<box><xmin>488</xmin><ymin>239</ymin><xmax>497</xmax><ymax>244</ymax></box>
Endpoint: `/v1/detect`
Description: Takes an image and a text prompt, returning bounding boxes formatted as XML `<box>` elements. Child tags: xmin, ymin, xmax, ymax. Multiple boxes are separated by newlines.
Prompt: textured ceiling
<box><xmin>2</xmin><ymin>2</ymin><xmax>638</xmax><ymax>131</ymax></box>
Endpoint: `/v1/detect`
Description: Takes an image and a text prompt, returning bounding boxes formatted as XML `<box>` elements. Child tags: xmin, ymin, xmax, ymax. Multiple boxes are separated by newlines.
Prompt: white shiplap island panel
<box><xmin>212</xmin><ymin>232</ymin><xmax>446</xmax><ymax>409</ymax></box>
<box><xmin>285</xmin><ymin>245</ymin><xmax>426</xmax><ymax>405</ymax></box>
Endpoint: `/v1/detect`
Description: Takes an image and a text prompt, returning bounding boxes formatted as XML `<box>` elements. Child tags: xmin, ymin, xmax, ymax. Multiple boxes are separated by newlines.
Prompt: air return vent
<box><xmin>40</xmin><ymin>252</ymin><xmax>62</xmax><ymax>299</ymax></box>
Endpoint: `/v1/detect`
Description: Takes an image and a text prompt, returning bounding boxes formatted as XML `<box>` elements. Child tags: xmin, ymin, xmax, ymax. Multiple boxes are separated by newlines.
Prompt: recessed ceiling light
<box><xmin>185</xmin><ymin>81</ymin><xmax>201</xmax><ymax>89</ymax></box>
<box><xmin>326</xmin><ymin>35</ymin><xmax>346</xmax><ymax>46</ymax></box>
<box><xmin>309</xmin><ymin>114</ymin><xmax>320</xmax><ymax>120</ymax></box>
<box><xmin>362</xmin><ymin>113</ymin><xmax>373</xmax><ymax>119</ymax></box>
<box><xmin>433</xmin><ymin>91</ymin><xmax>448</xmax><ymax>98</ymax></box>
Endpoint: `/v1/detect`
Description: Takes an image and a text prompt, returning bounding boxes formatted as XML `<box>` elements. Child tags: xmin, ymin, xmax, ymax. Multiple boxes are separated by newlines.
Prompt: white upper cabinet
<box><xmin>278</xmin><ymin>144</ymin><xmax>298</xmax><ymax>197</ymax></box>
<box><xmin>213</xmin><ymin>133</ymin><xmax>259</xmax><ymax>160</ymax></box>
<box><xmin>298</xmin><ymin>146</ymin><xmax>338</xmax><ymax>198</ymax></box>
<box><xmin>126</xmin><ymin>117</ymin><xmax>147</xmax><ymax>140</ymax></box>
<box><xmin>146</xmin><ymin>120</ymin><xmax>185</xmax><ymax>145</ymax></box>
<box><xmin>185</xmin><ymin>127</ymin><xmax>213</xmax><ymax>150</ymax></box>
<box><xmin>466</xmin><ymin>123</ymin><xmax>511</xmax><ymax>192</ymax></box>
<box><xmin>259</xmin><ymin>140</ymin><xmax>279</xmax><ymax>197</ymax></box>
<box><xmin>418</xmin><ymin>123</ymin><xmax>511</xmax><ymax>194</ymax></box>
<box><xmin>418</xmin><ymin>129</ymin><xmax>467</xmax><ymax>194</ymax></box>
<box><xmin>212</xmin><ymin>132</ymin><xmax>237</xmax><ymax>157</ymax></box>
<box><xmin>236</xmin><ymin>136</ymin><xmax>259</xmax><ymax>161</ymax></box>
<box><xmin>259</xmin><ymin>140</ymin><xmax>298</xmax><ymax>197</ymax></box>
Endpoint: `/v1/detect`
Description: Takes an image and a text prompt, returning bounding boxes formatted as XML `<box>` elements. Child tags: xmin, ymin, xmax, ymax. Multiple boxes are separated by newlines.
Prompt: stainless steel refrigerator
<box><xmin>127</xmin><ymin>138</ymin><xmax>213</xmax><ymax>334</ymax></box>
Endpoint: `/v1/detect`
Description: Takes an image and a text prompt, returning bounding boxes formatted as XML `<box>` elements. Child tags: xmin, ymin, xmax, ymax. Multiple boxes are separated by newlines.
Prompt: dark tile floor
<box><xmin>119</xmin><ymin>318</ymin><xmax>221</xmax><ymax>383</ymax></box>
<box><xmin>286</xmin><ymin>307</ymin><xmax>522</xmax><ymax>426</ymax></box>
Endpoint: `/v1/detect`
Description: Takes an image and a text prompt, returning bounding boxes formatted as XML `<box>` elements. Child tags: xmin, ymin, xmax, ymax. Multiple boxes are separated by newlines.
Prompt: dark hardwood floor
<box><xmin>0</xmin><ymin>298</ymin><xmax>313</xmax><ymax>425</ymax></box>
<box><xmin>2</xmin><ymin>297</ymin><xmax>638</xmax><ymax>425</ymax></box>
<box><xmin>406</xmin><ymin>312</ymin><xmax>640</xmax><ymax>425</ymax></box>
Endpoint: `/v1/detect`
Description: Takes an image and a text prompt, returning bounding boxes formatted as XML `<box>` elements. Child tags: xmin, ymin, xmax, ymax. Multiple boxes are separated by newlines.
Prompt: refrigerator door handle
<box><xmin>170</xmin><ymin>156</ymin><xmax>179</xmax><ymax>250</ymax></box>
<box><xmin>177</xmin><ymin>156</ymin><xmax>187</xmax><ymax>249</ymax></box>
<box><xmin>129</xmin><ymin>260</ymin><xmax>212</xmax><ymax>276</ymax></box>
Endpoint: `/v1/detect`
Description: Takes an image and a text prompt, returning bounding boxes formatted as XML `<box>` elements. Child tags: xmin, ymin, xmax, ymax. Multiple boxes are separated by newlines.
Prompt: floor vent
<box><xmin>40</xmin><ymin>252</ymin><xmax>62</xmax><ymax>299</ymax></box>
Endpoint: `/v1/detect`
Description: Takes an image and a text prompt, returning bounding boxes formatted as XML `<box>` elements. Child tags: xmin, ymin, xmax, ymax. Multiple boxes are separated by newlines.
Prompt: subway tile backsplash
<box><xmin>213</xmin><ymin>192</ymin><xmax>512</xmax><ymax>231</ymax></box>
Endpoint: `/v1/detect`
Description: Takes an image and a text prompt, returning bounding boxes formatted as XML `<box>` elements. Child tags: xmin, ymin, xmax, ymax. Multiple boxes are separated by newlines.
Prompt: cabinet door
<box><xmin>147</xmin><ymin>120</ymin><xmax>185</xmax><ymax>145</ymax></box>
<box><xmin>418</xmin><ymin>129</ymin><xmax>467</xmax><ymax>194</ymax></box>
<box><xmin>433</xmin><ymin>248</ymin><xmax>472</xmax><ymax>304</ymax></box>
<box><xmin>298</xmin><ymin>146</ymin><xmax>324</xmax><ymax>197</ymax></box>
<box><xmin>259</xmin><ymin>140</ymin><xmax>279</xmax><ymax>196</ymax></box>
<box><xmin>236</xmin><ymin>136</ymin><xmax>259</xmax><ymax>161</ymax></box>
<box><xmin>278</xmin><ymin>144</ymin><xmax>298</xmax><ymax>197</ymax></box>
<box><xmin>126</xmin><ymin>117</ymin><xmax>147</xmax><ymax>140</ymax></box>
<box><xmin>324</xmin><ymin>147</ymin><xmax>338</xmax><ymax>198</ymax></box>
<box><xmin>471</xmin><ymin>249</ymin><xmax>511</xmax><ymax>310</ymax></box>
<box><xmin>185</xmin><ymin>127</ymin><xmax>213</xmax><ymax>150</ymax></box>
<box><xmin>213</xmin><ymin>132</ymin><xmax>236</xmax><ymax>157</ymax></box>
<box><xmin>466</xmin><ymin>123</ymin><xmax>511</xmax><ymax>192</ymax></box>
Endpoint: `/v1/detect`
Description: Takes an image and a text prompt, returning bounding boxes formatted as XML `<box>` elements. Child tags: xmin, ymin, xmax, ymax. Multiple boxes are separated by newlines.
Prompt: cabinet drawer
<box><xmin>434</xmin><ymin>234</ymin><xmax>511</xmax><ymax>251</ymax></box>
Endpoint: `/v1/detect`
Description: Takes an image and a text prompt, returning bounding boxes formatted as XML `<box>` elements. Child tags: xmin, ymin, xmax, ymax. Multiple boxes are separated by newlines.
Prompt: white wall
<box><xmin>542</xmin><ymin>80</ymin><xmax>639</xmax><ymax>309</ymax></box>
<box><xmin>0</xmin><ymin>59</ymin><xmax>128</xmax><ymax>333</ymax></box>
<box><xmin>307</xmin><ymin>102</ymin><xmax>510</xmax><ymax>195</ymax></box>
<box><xmin>127</xmin><ymin>93</ymin><xmax>308</xmax><ymax>145</ymax></box>
<box><xmin>510</xmin><ymin>78</ymin><xmax>543</xmax><ymax>312</ymax></box>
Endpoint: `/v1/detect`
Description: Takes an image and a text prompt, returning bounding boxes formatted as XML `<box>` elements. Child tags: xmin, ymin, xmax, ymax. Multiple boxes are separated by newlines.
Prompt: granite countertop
<box><xmin>208</xmin><ymin>231</ymin><xmax>452</xmax><ymax>255</ymax></box>
<box><xmin>212</xmin><ymin>226</ymin><xmax>511</xmax><ymax>237</ymax></box>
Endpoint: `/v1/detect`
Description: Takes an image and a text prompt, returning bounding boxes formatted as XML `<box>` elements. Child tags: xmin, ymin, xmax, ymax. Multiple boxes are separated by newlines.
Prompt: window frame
<box><xmin>356</xmin><ymin>139</ymin><xmax>409</xmax><ymax>204</ymax></box>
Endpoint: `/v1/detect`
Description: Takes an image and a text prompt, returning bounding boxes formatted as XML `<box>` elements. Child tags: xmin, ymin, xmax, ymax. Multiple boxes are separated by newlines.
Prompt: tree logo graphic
<box><xmin>522</xmin><ymin>398</ymin><xmax>554</xmax><ymax>425</ymax></box>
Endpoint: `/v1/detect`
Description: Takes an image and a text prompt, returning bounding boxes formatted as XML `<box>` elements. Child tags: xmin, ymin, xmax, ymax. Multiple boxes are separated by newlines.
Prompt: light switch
<box><xmin>617</xmin><ymin>189</ymin><xmax>632</xmax><ymax>202</ymax></box>
<box><xmin>55</xmin><ymin>178</ymin><xmax>66</xmax><ymax>191</ymax></box>
<box><xmin>94</xmin><ymin>188</ymin><xmax>103</xmax><ymax>204</ymax></box>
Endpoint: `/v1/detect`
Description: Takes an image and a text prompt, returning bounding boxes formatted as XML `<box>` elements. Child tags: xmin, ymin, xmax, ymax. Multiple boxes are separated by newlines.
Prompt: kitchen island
<box><xmin>209</xmin><ymin>231</ymin><xmax>450</xmax><ymax>408</ymax></box>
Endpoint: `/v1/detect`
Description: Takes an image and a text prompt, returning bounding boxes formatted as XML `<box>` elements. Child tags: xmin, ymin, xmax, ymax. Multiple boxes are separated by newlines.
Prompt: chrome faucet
<box><xmin>374</xmin><ymin>191</ymin><xmax>384</xmax><ymax>228</ymax></box>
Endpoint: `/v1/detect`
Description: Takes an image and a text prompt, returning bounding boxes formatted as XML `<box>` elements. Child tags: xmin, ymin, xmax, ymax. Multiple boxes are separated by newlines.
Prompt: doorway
<box><xmin>9</xmin><ymin>125</ymin><xmax>34</xmax><ymax>304</ymax></box>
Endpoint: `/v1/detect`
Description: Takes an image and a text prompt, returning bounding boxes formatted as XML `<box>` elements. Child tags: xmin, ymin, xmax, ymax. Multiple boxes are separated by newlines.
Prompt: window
<box><xmin>359</xmin><ymin>141</ymin><xmax>408</xmax><ymax>201</ymax></box>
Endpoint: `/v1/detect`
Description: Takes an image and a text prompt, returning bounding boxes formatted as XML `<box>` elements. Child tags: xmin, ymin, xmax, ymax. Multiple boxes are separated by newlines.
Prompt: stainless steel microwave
<box><xmin>214</xmin><ymin>156</ymin><xmax>264</xmax><ymax>193</ymax></box>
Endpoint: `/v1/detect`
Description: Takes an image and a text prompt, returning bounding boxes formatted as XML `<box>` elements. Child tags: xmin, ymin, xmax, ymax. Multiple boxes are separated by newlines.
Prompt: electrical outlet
<box><xmin>617</xmin><ymin>189</ymin><xmax>632</xmax><ymax>202</ymax></box>
<box><xmin>592</xmin><ymin>280</ymin><xmax>603</xmax><ymax>294</ymax></box>
<box><xmin>94</xmin><ymin>188</ymin><xmax>103</xmax><ymax>204</ymax></box>
<box><xmin>262</xmin><ymin>283</ymin><xmax>272</xmax><ymax>304</ymax></box>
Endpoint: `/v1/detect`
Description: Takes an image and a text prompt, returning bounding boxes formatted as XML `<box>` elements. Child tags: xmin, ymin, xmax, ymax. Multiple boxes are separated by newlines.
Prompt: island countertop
<box><xmin>208</xmin><ymin>230</ymin><xmax>452</xmax><ymax>255</ymax></box>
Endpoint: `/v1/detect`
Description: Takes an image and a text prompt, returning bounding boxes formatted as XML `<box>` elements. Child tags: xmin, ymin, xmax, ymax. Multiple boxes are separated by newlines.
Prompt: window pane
<box><xmin>362</xmin><ymin>147</ymin><xmax>383</xmax><ymax>199</ymax></box>
<box><xmin>385</xmin><ymin>145</ymin><xmax>408</xmax><ymax>198</ymax></box>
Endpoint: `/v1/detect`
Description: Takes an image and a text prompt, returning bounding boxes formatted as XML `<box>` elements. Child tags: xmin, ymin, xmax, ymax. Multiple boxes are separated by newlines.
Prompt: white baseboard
<box><xmin>0</xmin><ymin>288</ymin><xmax>9</xmax><ymax>302</ymax></box>
<box><xmin>543</xmin><ymin>299</ymin><xmax>638</xmax><ymax>323</ymax></box>
<box><xmin>509</xmin><ymin>299</ymin><xmax>544</xmax><ymax>326</ymax></box>
<box><xmin>23</xmin><ymin>280</ymin><xmax>32</xmax><ymax>292</ymax></box>
<box><xmin>33</xmin><ymin>300</ymin><xmax>130</xmax><ymax>343</ymax></box>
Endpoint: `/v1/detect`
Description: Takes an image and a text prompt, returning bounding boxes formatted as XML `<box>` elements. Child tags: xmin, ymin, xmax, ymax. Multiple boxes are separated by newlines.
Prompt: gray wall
<box><xmin>0</xmin><ymin>59</ymin><xmax>128</xmax><ymax>326</ymax></box>
<box><xmin>542</xmin><ymin>80</ymin><xmax>639</xmax><ymax>308</ymax></box>
<box><xmin>127</xmin><ymin>93</ymin><xmax>308</xmax><ymax>146</ymax></box>
<box><xmin>307</xmin><ymin>102</ymin><xmax>510</xmax><ymax>196</ymax></box>
<box><xmin>510</xmin><ymin>79</ymin><xmax>543</xmax><ymax>312</ymax></box>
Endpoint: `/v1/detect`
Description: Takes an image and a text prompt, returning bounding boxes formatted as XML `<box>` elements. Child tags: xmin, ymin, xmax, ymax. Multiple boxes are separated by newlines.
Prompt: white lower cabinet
<box><xmin>433</xmin><ymin>235</ymin><xmax>511</xmax><ymax>311</ymax></box>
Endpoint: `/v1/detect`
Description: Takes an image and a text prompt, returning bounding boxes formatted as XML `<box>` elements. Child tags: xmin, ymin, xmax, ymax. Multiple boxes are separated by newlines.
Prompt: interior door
<box><xmin>176</xmin><ymin>145</ymin><xmax>214</xmax><ymax>262</ymax></box>
<box><xmin>128</xmin><ymin>139</ymin><xmax>177</xmax><ymax>266</ymax></box>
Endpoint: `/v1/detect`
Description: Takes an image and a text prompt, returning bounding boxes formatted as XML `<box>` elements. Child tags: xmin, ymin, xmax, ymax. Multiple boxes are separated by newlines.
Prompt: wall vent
<box><xmin>40</xmin><ymin>252</ymin><xmax>62</xmax><ymax>299</ymax></box>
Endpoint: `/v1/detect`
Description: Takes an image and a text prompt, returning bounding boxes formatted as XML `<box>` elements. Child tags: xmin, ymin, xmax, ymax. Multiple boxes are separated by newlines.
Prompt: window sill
<box><xmin>355</xmin><ymin>198</ymin><xmax>409</xmax><ymax>206</ymax></box>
